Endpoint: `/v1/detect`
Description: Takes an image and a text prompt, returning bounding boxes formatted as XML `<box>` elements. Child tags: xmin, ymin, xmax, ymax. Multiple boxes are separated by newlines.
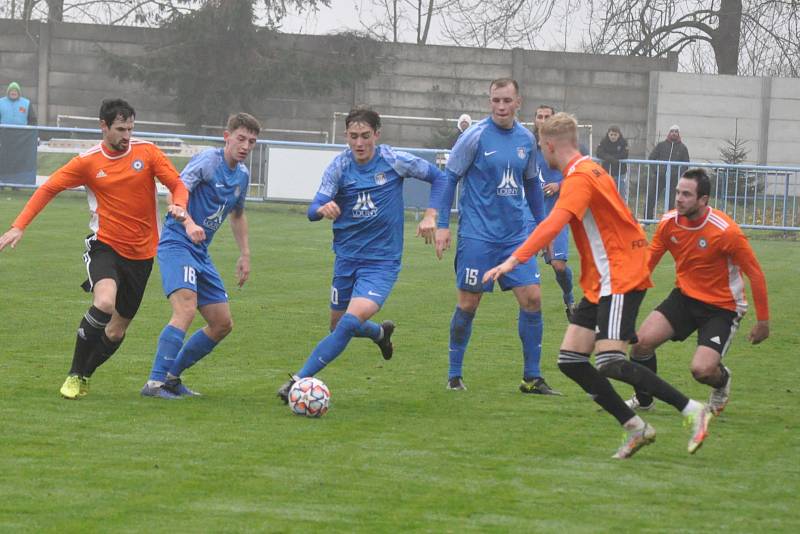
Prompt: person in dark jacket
<box><xmin>597</xmin><ymin>125</ymin><xmax>629</xmax><ymax>199</ymax></box>
<box><xmin>646</xmin><ymin>125</ymin><xmax>690</xmax><ymax>219</ymax></box>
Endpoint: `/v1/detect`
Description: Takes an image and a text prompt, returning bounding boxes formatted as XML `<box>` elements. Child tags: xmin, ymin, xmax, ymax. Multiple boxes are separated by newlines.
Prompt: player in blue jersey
<box><xmin>534</xmin><ymin>104</ymin><xmax>575</xmax><ymax>317</ymax></box>
<box><xmin>434</xmin><ymin>78</ymin><xmax>560</xmax><ymax>395</ymax></box>
<box><xmin>277</xmin><ymin>107</ymin><xmax>446</xmax><ymax>402</ymax></box>
<box><xmin>141</xmin><ymin>113</ymin><xmax>260</xmax><ymax>399</ymax></box>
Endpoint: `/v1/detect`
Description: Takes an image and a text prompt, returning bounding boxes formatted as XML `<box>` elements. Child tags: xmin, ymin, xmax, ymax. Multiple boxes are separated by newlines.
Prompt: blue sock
<box><xmin>298</xmin><ymin>313</ymin><xmax>361</xmax><ymax>377</ymax></box>
<box><xmin>353</xmin><ymin>319</ymin><xmax>381</xmax><ymax>340</ymax></box>
<box><xmin>519</xmin><ymin>309</ymin><xmax>543</xmax><ymax>379</ymax></box>
<box><xmin>448</xmin><ymin>307</ymin><xmax>475</xmax><ymax>379</ymax></box>
<box><xmin>555</xmin><ymin>266</ymin><xmax>574</xmax><ymax>305</ymax></box>
<box><xmin>149</xmin><ymin>325</ymin><xmax>186</xmax><ymax>382</ymax></box>
<box><xmin>168</xmin><ymin>329</ymin><xmax>218</xmax><ymax>378</ymax></box>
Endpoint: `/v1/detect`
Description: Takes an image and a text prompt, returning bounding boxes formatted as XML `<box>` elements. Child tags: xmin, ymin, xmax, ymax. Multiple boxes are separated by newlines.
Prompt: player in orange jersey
<box><xmin>0</xmin><ymin>98</ymin><xmax>191</xmax><ymax>399</ymax></box>
<box><xmin>627</xmin><ymin>168</ymin><xmax>769</xmax><ymax>416</ymax></box>
<box><xmin>484</xmin><ymin>113</ymin><xmax>713</xmax><ymax>459</ymax></box>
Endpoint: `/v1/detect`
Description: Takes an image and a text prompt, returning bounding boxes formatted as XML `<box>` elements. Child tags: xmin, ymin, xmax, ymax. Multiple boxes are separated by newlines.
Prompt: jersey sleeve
<box><xmin>554</xmin><ymin>172</ymin><xmax>593</xmax><ymax>220</ymax></box>
<box><xmin>648</xmin><ymin>221</ymin><xmax>668</xmax><ymax>272</ymax></box>
<box><xmin>445</xmin><ymin>126</ymin><xmax>480</xmax><ymax>178</ymax></box>
<box><xmin>151</xmin><ymin>146</ymin><xmax>188</xmax><ymax>207</ymax></box>
<box><xmin>12</xmin><ymin>156</ymin><xmax>88</xmax><ymax>230</ymax></box>
<box><xmin>180</xmin><ymin>151</ymin><xmax>213</xmax><ymax>192</ymax></box>
<box><xmin>317</xmin><ymin>152</ymin><xmax>347</xmax><ymax>198</ymax></box>
<box><xmin>726</xmin><ymin>226</ymin><xmax>769</xmax><ymax>321</ymax></box>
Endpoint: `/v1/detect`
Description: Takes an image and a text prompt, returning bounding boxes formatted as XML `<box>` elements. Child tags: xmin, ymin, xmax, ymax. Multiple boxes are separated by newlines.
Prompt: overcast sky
<box><xmin>279</xmin><ymin>0</ymin><xmax>585</xmax><ymax>51</ymax></box>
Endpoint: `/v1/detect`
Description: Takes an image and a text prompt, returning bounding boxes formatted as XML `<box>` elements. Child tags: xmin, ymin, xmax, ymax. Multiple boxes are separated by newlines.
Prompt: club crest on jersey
<box><xmin>497</xmin><ymin>163</ymin><xmax>520</xmax><ymax>197</ymax></box>
<box><xmin>374</xmin><ymin>172</ymin><xmax>387</xmax><ymax>186</ymax></box>
<box><xmin>352</xmin><ymin>192</ymin><xmax>377</xmax><ymax>218</ymax></box>
<box><xmin>698</xmin><ymin>238</ymin><xmax>708</xmax><ymax>249</ymax></box>
<box><xmin>131</xmin><ymin>159</ymin><xmax>144</xmax><ymax>171</ymax></box>
<box><xmin>517</xmin><ymin>147</ymin><xmax>526</xmax><ymax>159</ymax></box>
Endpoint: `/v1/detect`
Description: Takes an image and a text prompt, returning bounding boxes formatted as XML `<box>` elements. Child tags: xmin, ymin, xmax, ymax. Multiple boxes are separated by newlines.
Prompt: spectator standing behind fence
<box><xmin>0</xmin><ymin>82</ymin><xmax>37</xmax><ymax>125</ymax></box>
<box><xmin>596</xmin><ymin>125</ymin><xmax>629</xmax><ymax>198</ymax></box>
<box><xmin>647</xmin><ymin>125</ymin><xmax>690</xmax><ymax>218</ymax></box>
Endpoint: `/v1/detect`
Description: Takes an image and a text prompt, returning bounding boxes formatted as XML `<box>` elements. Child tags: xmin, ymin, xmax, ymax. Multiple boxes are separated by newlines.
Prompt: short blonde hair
<box><xmin>539</xmin><ymin>112</ymin><xmax>578</xmax><ymax>145</ymax></box>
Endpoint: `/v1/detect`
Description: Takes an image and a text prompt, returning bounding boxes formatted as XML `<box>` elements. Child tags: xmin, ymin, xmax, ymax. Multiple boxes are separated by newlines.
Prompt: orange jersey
<box><xmin>649</xmin><ymin>207</ymin><xmax>769</xmax><ymax>320</ymax></box>
<box><xmin>12</xmin><ymin>139</ymin><xmax>188</xmax><ymax>260</ymax></box>
<box><xmin>553</xmin><ymin>155</ymin><xmax>651</xmax><ymax>302</ymax></box>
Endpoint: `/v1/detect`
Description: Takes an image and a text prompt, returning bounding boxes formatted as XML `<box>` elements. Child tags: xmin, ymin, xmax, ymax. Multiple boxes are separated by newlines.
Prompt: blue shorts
<box><xmin>330</xmin><ymin>257</ymin><xmax>400</xmax><ymax>311</ymax></box>
<box><xmin>455</xmin><ymin>236</ymin><xmax>540</xmax><ymax>292</ymax></box>
<box><xmin>543</xmin><ymin>224</ymin><xmax>570</xmax><ymax>264</ymax></box>
<box><xmin>158</xmin><ymin>241</ymin><xmax>228</xmax><ymax>307</ymax></box>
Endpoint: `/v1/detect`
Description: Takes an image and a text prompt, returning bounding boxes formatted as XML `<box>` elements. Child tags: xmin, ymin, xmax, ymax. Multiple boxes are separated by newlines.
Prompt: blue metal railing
<box><xmin>2</xmin><ymin>124</ymin><xmax>798</xmax><ymax>231</ymax></box>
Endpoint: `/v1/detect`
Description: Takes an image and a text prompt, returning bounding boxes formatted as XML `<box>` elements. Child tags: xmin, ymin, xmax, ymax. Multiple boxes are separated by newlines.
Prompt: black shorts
<box><xmin>80</xmin><ymin>235</ymin><xmax>153</xmax><ymax>319</ymax></box>
<box><xmin>570</xmin><ymin>290</ymin><xmax>646</xmax><ymax>343</ymax></box>
<box><xmin>656</xmin><ymin>288</ymin><xmax>741</xmax><ymax>356</ymax></box>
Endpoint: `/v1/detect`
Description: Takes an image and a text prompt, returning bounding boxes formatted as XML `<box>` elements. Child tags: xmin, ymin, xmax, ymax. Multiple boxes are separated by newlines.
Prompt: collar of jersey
<box><xmin>487</xmin><ymin>118</ymin><xmax>517</xmax><ymax>134</ymax></box>
<box><xmin>676</xmin><ymin>206</ymin><xmax>711</xmax><ymax>229</ymax></box>
<box><xmin>100</xmin><ymin>142</ymin><xmax>131</xmax><ymax>160</ymax></box>
<box><xmin>564</xmin><ymin>154</ymin><xmax>590</xmax><ymax>176</ymax></box>
<box><xmin>350</xmin><ymin>148</ymin><xmax>379</xmax><ymax>170</ymax></box>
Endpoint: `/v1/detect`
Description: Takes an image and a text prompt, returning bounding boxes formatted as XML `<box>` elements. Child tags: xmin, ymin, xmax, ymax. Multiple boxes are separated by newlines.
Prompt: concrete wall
<box><xmin>0</xmin><ymin>18</ymin><xmax>674</xmax><ymax>154</ymax></box>
<box><xmin>648</xmin><ymin>71</ymin><xmax>800</xmax><ymax>167</ymax></box>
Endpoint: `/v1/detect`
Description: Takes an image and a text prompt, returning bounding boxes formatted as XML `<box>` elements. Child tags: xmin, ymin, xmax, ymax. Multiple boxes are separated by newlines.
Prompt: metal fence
<box><xmin>607</xmin><ymin>159</ymin><xmax>800</xmax><ymax>231</ymax></box>
<box><xmin>2</xmin><ymin>124</ymin><xmax>798</xmax><ymax>232</ymax></box>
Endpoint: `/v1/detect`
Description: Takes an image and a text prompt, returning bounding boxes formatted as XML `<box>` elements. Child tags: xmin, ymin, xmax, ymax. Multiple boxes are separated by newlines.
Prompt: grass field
<box><xmin>0</xmin><ymin>190</ymin><xmax>798</xmax><ymax>533</ymax></box>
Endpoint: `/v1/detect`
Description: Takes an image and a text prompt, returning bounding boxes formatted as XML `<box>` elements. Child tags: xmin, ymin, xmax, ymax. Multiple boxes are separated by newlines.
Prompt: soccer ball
<box><xmin>288</xmin><ymin>377</ymin><xmax>331</xmax><ymax>418</ymax></box>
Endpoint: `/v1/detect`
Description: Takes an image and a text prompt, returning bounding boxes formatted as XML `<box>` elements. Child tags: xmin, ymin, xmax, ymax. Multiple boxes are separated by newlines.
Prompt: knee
<box><xmin>104</xmin><ymin>323</ymin><xmax>126</xmax><ymax>341</ymax></box>
<box><xmin>690</xmin><ymin>361</ymin><xmax>717</xmax><ymax>383</ymax></box>
<box><xmin>631</xmin><ymin>338</ymin><xmax>658</xmax><ymax>357</ymax></box>
<box><xmin>210</xmin><ymin>317</ymin><xmax>234</xmax><ymax>339</ymax></box>
<box><xmin>92</xmin><ymin>297</ymin><xmax>115</xmax><ymax>314</ymax></box>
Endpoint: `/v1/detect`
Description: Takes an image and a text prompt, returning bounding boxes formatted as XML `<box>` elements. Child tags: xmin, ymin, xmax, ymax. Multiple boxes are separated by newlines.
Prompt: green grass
<box><xmin>0</xmin><ymin>190</ymin><xmax>798</xmax><ymax>532</ymax></box>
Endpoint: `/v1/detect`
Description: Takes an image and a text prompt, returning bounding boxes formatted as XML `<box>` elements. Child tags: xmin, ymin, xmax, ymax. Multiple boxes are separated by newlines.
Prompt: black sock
<box><xmin>68</xmin><ymin>306</ymin><xmax>111</xmax><ymax>376</ymax></box>
<box><xmin>557</xmin><ymin>351</ymin><xmax>634</xmax><ymax>425</ymax></box>
<box><xmin>712</xmin><ymin>364</ymin><xmax>730</xmax><ymax>389</ymax></box>
<box><xmin>84</xmin><ymin>333</ymin><xmax>124</xmax><ymax>377</ymax></box>
<box><xmin>597</xmin><ymin>351</ymin><xmax>689</xmax><ymax>412</ymax></box>
<box><xmin>631</xmin><ymin>353</ymin><xmax>657</xmax><ymax>406</ymax></box>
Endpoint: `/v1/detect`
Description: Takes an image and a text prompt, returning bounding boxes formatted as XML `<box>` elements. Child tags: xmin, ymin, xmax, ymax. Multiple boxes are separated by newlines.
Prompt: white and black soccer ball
<box><xmin>288</xmin><ymin>377</ymin><xmax>331</xmax><ymax>418</ymax></box>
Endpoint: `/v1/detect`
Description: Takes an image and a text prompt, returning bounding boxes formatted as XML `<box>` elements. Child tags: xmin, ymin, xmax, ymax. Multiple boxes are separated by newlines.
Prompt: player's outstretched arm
<box><xmin>230</xmin><ymin>209</ymin><xmax>250</xmax><ymax>288</ymax></box>
<box><xmin>0</xmin><ymin>227</ymin><xmax>24</xmax><ymax>251</ymax></box>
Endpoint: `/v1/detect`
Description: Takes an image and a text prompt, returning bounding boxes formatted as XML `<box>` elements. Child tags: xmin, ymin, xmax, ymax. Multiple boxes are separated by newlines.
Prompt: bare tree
<box><xmin>439</xmin><ymin>0</ymin><xmax>558</xmax><ymax>49</ymax></box>
<box><xmin>582</xmin><ymin>0</ymin><xmax>799</xmax><ymax>76</ymax></box>
<box><xmin>355</xmin><ymin>0</ymin><xmax>452</xmax><ymax>44</ymax></box>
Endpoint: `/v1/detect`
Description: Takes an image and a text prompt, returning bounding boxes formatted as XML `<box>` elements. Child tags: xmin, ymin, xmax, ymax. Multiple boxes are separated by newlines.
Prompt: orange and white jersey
<box><xmin>13</xmin><ymin>139</ymin><xmax>188</xmax><ymax>260</ymax></box>
<box><xmin>556</xmin><ymin>155</ymin><xmax>652</xmax><ymax>303</ymax></box>
<box><xmin>650</xmin><ymin>207</ymin><xmax>769</xmax><ymax>320</ymax></box>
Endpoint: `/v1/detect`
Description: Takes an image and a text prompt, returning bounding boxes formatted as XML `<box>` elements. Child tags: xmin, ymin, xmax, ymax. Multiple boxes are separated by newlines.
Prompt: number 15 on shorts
<box><xmin>465</xmin><ymin>268</ymin><xmax>479</xmax><ymax>286</ymax></box>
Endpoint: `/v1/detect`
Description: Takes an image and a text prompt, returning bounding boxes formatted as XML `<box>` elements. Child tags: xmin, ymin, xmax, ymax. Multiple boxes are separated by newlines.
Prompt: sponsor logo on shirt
<box><xmin>497</xmin><ymin>164</ymin><xmax>519</xmax><ymax>197</ymax></box>
<box><xmin>131</xmin><ymin>159</ymin><xmax>144</xmax><ymax>171</ymax></box>
<box><xmin>95</xmin><ymin>169</ymin><xmax>107</xmax><ymax>178</ymax></box>
<box><xmin>352</xmin><ymin>192</ymin><xmax>378</xmax><ymax>218</ymax></box>
<box><xmin>374</xmin><ymin>172</ymin><xmax>386</xmax><ymax>186</ymax></box>
<box><xmin>670</xmin><ymin>236</ymin><xmax>679</xmax><ymax>244</ymax></box>
<box><xmin>203</xmin><ymin>202</ymin><xmax>226</xmax><ymax>231</ymax></box>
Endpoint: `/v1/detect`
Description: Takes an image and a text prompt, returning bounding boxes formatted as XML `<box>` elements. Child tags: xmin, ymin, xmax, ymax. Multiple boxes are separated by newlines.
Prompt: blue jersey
<box><xmin>442</xmin><ymin>117</ymin><xmax>544</xmax><ymax>243</ymax></box>
<box><xmin>535</xmin><ymin>148</ymin><xmax>564</xmax><ymax>214</ymax></box>
<box><xmin>161</xmin><ymin>147</ymin><xmax>249</xmax><ymax>250</ymax></box>
<box><xmin>313</xmin><ymin>145</ymin><xmax>444</xmax><ymax>262</ymax></box>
